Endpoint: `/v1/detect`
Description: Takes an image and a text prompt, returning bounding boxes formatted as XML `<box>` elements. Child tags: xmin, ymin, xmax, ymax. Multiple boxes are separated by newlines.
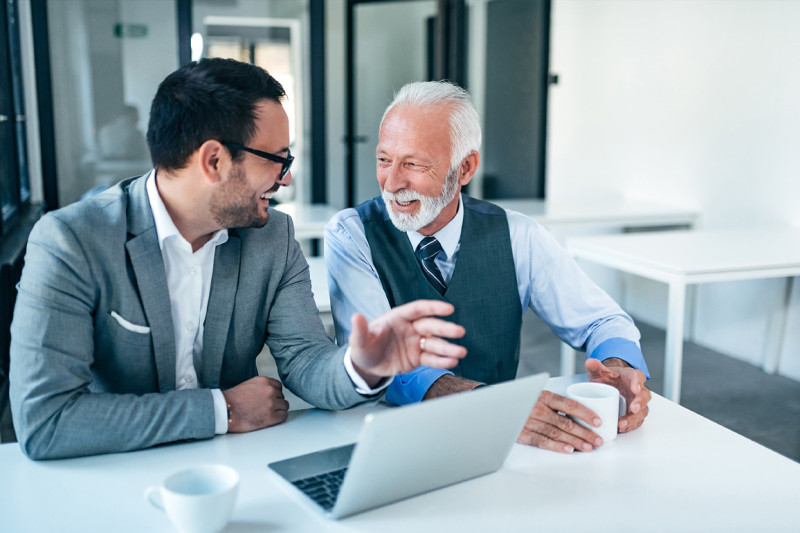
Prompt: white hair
<box><xmin>381</xmin><ymin>81</ymin><xmax>481</xmax><ymax>171</ymax></box>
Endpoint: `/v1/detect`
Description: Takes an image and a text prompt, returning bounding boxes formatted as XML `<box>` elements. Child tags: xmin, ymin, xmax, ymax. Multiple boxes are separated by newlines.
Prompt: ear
<box><xmin>457</xmin><ymin>150</ymin><xmax>480</xmax><ymax>187</ymax></box>
<box><xmin>196</xmin><ymin>139</ymin><xmax>227</xmax><ymax>183</ymax></box>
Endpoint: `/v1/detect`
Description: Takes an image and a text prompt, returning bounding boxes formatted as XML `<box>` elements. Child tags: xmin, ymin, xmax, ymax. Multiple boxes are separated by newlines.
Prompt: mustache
<box><xmin>382</xmin><ymin>189</ymin><xmax>427</xmax><ymax>202</ymax></box>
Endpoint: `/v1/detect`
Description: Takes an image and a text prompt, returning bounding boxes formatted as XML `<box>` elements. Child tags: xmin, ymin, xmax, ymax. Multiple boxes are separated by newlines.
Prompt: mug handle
<box><xmin>618</xmin><ymin>395</ymin><xmax>628</xmax><ymax>417</ymax></box>
<box><xmin>144</xmin><ymin>486</ymin><xmax>165</xmax><ymax>512</ymax></box>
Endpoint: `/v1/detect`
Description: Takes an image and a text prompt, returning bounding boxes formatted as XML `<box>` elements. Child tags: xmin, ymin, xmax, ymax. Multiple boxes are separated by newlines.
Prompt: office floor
<box><xmin>517</xmin><ymin>313</ymin><xmax>800</xmax><ymax>463</ymax></box>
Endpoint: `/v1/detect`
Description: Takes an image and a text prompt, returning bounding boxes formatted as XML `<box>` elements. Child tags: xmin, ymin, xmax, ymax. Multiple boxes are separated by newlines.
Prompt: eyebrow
<box><xmin>265</xmin><ymin>146</ymin><xmax>290</xmax><ymax>157</ymax></box>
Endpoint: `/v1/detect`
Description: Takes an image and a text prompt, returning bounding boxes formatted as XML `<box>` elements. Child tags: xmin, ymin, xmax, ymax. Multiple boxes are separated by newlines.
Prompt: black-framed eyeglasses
<box><xmin>221</xmin><ymin>141</ymin><xmax>294</xmax><ymax>179</ymax></box>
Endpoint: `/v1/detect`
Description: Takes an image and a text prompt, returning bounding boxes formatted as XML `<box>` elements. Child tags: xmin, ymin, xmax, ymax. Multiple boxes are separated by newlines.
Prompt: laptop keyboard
<box><xmin>292</xmin><ymin>467</ymin><xmax>348</xmax><ymax>511</ymax></box>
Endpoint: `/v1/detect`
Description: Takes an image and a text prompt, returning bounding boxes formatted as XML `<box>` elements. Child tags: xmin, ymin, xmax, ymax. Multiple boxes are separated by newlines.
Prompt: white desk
<box><xmin>566</xmin><ymin>228</ymin><xmax>800</xmax><ymax>403</ymax></box>
<box><xmin>1</xmin><ymin>376</ymin><xmax>798</xmax><ymax>532</ymax></box>
<box><xmin>275</xmin><ymin>199</ymin><xmax>700</xmax><ymax>240</ymax></box>
<box><xmin>273</xmin><ymin>202</ymin><xmax>340</xmax><ymax>241</ymax></box>
<box><xmin>492</xmin><ymin>198</ymin><xmax>699</xmax><ymax>232</ymax></box>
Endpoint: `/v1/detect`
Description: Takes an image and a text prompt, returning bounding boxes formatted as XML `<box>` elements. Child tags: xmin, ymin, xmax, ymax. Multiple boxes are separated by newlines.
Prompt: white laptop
<box><xmin>268</xmin><ymin>372</ymin><xmax>549</xmax><ymax>519</ymax></box>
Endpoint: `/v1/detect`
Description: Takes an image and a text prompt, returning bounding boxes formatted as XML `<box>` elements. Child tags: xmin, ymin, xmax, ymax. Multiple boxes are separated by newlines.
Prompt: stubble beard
<box><xmin>210</xmin><ymin>165</ymin><xmax>270</xmax><ymax>230</ymax></box>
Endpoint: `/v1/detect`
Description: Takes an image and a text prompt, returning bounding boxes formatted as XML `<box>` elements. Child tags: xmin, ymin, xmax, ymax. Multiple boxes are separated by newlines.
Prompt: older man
<box><xmin>325</xmin><ymin>81</ymin><xmax>651</xmax><ymax>454</ymax></box>
<box><xmin>10</xmin><ymin>60</ymin><xmax>466</xmax><ymax>460</ymax></box>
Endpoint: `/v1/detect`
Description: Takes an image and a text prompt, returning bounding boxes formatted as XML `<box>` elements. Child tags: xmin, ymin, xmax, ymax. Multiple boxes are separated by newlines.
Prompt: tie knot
<box><xmin>416</xmin><ymin>236</ymin><xmax>442</xmax><ymax>262</ymax></box>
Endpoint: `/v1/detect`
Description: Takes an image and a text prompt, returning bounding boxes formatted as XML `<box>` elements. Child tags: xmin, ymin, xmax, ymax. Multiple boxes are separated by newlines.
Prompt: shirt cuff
<box><xmin>343</xmin><ymin>347</ymin><xmax>392</xmax><ymax>396</ymax></box>
<box><xmin>385</xmin><ymin>366</ymin><xmax>453</xmax><ymax>406</ymax></box>
<box><xmin>589</xmin><ymin>337</ymin><xmax>651</xmax><ymax>379</ymax></box>
<box><xmin>211</xmin><ymin>388</ymin><xmax>229</xmax><ymax>435</ymax></box>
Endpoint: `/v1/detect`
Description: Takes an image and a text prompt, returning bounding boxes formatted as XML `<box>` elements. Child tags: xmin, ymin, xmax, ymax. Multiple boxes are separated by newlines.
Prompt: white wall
<box><xmin>549</xmin><ymin>0</ymin><xmax>800</xmax><ymax>379</ymax></box>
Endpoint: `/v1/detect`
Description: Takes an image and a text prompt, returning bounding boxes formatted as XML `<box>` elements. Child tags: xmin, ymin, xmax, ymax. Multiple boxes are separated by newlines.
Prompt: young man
<box><xmin>10</xmin><ymin>60</ymin><xmax>466</xmax><ymax>460</ymax></box>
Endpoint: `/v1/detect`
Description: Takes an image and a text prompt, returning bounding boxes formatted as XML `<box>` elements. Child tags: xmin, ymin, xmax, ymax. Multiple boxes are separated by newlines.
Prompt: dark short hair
<box><xmin>146</xmin><ymin>58</ymin><xmax>286</xmax><ymax>172</ymax></box>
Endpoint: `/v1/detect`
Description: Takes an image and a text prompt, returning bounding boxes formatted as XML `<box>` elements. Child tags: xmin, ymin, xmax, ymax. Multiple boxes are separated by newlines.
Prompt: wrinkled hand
<box><xmin>586</xmin><ymin>358</ymin><xmax>650</xmax><ymax>433</ymax></box>
<box><xmin>517</xmin><ymin>359</ymin><xmax>651</xmax><ymax>453</ymax></box>
<box><xmin>517</xmin><ymin>390</ymin><xmax>605</xmax><ymax>453</ymax></box>
<box><xmin>349</xmin><ymin>300</ymin><xmax>467</xmax><ymax>387</ymax></box>
<box><xmin>222</xmin><ymin>376</ymin><xmax>289</xmax><ymax>433</ymax></box>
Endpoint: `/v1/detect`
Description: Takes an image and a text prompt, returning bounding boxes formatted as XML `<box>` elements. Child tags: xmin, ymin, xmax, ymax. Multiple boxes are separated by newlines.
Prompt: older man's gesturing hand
<box><xmin>348</xmin><ymin>300</ymin><xmax>467</xmax><ymax>387</ymax></box>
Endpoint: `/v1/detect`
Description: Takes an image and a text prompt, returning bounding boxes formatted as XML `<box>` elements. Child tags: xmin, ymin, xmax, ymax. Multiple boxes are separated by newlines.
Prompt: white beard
<box><xmin>382</xmin><ymin>168</ymin><xmax>459</xmax><ymax>232</ymax></box>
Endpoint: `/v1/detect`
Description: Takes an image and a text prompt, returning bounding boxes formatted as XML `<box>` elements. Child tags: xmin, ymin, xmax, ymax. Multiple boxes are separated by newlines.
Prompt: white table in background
<box><xmin>566</xmin><ymin>228</ymin><xmax>800</xmax><ymax>403</ymax></box>
<box><xmin>275</xmin><ymin>199</ymin><xmax>700</xmax><ymax>240</ymax></box>
<box><xmin>273</xmin><ymin>202</ymin><xmax>340</xmax><ymax>240</ymax></box>
<box><xmin>1</xmin><ymin>375</ymin><xmax>798</xmax><ymax>532</ymax></box>
<box><xmin>255</xmin><ymin>257</ymin><xmax>332</xmax><ymax>389</ymax></box>
<box><xmin>492</xmin><ymin>198</ymin><xmax>699</xmax><ymax>232</ymax></box>
<box><xmin>306</xmin><ymin>256</ymin><xmax>332</xmax><ymax>332</ymax></box>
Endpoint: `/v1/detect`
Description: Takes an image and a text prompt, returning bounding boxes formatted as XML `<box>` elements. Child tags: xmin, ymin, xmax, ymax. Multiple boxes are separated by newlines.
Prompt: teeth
<box><xmin>261</xmin><ymin>193</ymin><xmax>272</xmax><ymax>200</ymax></box>
<box><xmin>397</xmin><ymin>201</ymin><xmax>411</xmax><ymax>206</ymax></box>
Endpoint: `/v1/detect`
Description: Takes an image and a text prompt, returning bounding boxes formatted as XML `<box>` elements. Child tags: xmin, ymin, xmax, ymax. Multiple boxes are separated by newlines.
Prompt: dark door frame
<box><xmin>344</xmin><ymin>0</ymin><xmax>466</xmax><ymax>208</ymax></box>
<box><xmin>344</xmin><ymin>0</ymin><xmax>552</xmax><ymax>205</ymax></box>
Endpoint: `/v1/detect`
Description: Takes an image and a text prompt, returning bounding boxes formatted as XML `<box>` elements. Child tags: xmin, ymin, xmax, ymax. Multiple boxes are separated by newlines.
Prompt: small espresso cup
<box><xmin>566</xmin><ymin>382</ymin><xmax>627</xmax><ymax>446</ymax></box>
<box><xmin>144</xmin><ymin>464</ymin><xmax>239</xmax><ymax>533</ymax></box>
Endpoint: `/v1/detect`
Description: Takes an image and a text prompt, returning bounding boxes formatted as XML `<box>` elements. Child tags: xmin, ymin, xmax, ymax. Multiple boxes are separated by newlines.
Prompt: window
<box><xmin>42</xmin><ymin>0</ymin><xmax>178</xmax><ymax>207</ymax></box>
<box><xmin>194</xmin><ymin>2</ymin><xmax>310</xmax><ymax>205</ymax></box>
<box><xmin>0</xmin><ymin>0</ymin><xmax>29</xmax><ymax>235</ymax></box>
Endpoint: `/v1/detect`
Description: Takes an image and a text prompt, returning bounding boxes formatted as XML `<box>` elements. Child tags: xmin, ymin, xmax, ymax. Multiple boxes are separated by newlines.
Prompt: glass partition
<box><xmin>351</xmin><ymin>0</ymin><xmax>438</xmax><ymax>206</ymax></box>
<box><xmin>193</xmin><ymin>0</ymin><xmax>310</xmax><ymax>205</ymax></box>
<box><xmin>46</xmin><ymin>0</ymin><xmax>178</xmax><ymax>206</ymax></box>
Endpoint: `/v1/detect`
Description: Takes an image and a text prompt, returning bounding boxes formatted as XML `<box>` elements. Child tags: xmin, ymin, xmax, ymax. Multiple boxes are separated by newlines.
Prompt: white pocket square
<box><xmin>110</xmin><ymin>311</ymin><xmax>151</xmax><ymax>334</ymax></box>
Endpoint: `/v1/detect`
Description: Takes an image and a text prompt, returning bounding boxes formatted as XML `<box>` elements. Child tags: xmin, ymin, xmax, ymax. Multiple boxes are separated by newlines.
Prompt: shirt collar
<box><xmin>407</xmin><ymin>193</ymin><xmax>464</xmax><ymax>259</ymax></box>
<box><xmin>146</xmin><ymin>170</ymin><xmax>229</xmax><ymax>252</ymax></box>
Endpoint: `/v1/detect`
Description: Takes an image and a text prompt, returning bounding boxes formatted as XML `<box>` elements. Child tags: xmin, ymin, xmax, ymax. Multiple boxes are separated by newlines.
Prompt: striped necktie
<box><xmin>415</xmin><ymin>236</ymin><xmax>447</xmax><ymax>295</ymax></box>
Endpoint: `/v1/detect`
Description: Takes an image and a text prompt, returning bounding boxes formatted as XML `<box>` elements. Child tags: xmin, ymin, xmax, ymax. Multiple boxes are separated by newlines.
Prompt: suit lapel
<box><xmin>200</xmin><ymin>233</ymin><xmax>241</xmax><ymax>389</ymax></box>
<box><xmin>125</xmin><ymin>175</ymin><xmax>177</xmax><ymax>392</ymax></box>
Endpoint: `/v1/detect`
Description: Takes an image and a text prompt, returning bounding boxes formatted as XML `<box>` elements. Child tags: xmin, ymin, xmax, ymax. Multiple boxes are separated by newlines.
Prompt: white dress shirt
<box><xmin>147</xmin><ymin>172</ymin><xmax>385</xmax><ymax>431</ymax></box>
<box><xmin>146</xmin><ymin>172</ymin><xmax>231</xmax><ymax>433</ymax></box>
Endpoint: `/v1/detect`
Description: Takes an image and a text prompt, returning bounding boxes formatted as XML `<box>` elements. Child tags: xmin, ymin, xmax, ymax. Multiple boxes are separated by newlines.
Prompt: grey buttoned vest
<box><xmin>355</xmin><ymin>195</ymin><xmax>522</xmax><ymax>384</ymax></box>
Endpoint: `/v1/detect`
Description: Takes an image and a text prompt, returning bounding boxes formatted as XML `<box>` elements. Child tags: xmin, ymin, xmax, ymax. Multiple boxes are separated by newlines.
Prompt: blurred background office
<box><xmin>1</xmin><ymin>0</ymin><xmax>799</xmax><ymax>458</ymax></box>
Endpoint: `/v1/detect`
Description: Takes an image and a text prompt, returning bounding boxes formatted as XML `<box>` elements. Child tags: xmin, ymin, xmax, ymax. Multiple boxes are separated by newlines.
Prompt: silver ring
<box><xmin>419</xmin><ymin>337</ymin><xmax>427</xmax><ymax>352</ymax></box>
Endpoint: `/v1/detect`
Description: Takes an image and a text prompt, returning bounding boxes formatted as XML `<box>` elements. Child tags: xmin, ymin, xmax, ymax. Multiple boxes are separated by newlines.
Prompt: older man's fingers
<box><xmin>417</xmin><ymin>335</ymin><xmax>467</xmax><ymax>357</ymax></box>
<box><xmin>412</xmin><ymin>317</ymin><xmax>466</xmax><ymax>339</ymax></box>
<box><xmin>392</xmin><ymin>300</ymin><xmax>456</xmax><ymax>320</ymax></box>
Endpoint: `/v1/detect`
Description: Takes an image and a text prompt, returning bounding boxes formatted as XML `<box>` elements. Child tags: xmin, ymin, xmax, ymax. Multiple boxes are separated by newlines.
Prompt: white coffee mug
<box><xmin>566</xmin><ymin>382</ymin><xmax>627</xmax><ymax>446</ymax></box>
<box><xmin>144</xmin><ymin>464</ymin><xmax>239</xmax><ymax>533</ymax></box>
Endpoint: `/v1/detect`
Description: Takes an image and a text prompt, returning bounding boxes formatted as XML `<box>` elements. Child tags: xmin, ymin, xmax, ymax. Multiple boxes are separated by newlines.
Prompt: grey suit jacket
<box><xmin>10</xmin><ymin>174</ymin><xmax>367</xmax><ymax>459</ymax></box>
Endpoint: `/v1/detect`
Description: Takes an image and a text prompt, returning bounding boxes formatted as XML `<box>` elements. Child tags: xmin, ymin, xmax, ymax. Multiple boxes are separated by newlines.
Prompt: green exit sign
<box><xmin>113</xmin><ymin>23</ymin><xmax>148</xmax><ymax>38</ymax></box>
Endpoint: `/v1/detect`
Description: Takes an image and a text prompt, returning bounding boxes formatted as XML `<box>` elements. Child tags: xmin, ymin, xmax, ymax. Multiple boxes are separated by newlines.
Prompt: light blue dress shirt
<box><xmin>324</xmin><ymin>195</ymin><xmax>649</xmax><ymax>405</ymax></box>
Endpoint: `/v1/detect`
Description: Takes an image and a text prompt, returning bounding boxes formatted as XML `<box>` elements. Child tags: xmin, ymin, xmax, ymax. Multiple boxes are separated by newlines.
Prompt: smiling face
<box><xmin>210</xmin><ymin>100</ymin><xmax>292</xmax><ymax>229</ymax></box>
<box><xmin>376</xmin><ymin>104</ymin><xmax>463</xmax><ymax>235</ymax></box>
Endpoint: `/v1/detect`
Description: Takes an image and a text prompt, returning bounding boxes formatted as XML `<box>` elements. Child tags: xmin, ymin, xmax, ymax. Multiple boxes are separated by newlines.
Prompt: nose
<box><xmin>380</xmin><ymin>162</ymin><xmax>407</xmax><ymax>194</ymax></box>
<box><xmin>278</xmin><ymin>169</ymin><xmax>292</xmax><ymax>187</ymax></box>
